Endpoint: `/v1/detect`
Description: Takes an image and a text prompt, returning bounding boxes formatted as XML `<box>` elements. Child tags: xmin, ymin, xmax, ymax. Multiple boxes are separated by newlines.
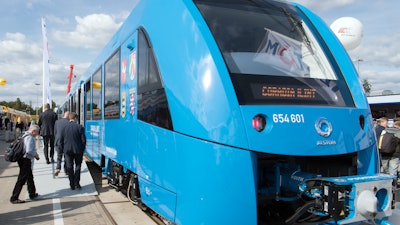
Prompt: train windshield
<box><xmin>194</xmin><ymin>0</ymin><xmax>354</xmax><ymax>106</ymax></box>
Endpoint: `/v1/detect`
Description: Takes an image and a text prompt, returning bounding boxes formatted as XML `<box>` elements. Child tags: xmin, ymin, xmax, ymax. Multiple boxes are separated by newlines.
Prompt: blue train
<box><xmin>58</xmin><ymin>0</ymin><xmax>395</xmax><ymax>224</ymax></box>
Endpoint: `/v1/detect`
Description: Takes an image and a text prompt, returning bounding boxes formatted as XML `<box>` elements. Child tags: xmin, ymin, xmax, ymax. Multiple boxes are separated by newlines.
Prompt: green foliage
<box><xmin>0</xmin><ymin>98</ymin><xmax>34</xmax><ymax>114</ymax></box>
<box><xmin>362</xmin><ymin>79</ymin><xmax>372</xmax><ymax>94</ymax></box>
<box><xmin>0</xmin><ymin>98</ymin><xmax>57</xmax><ymax>115</ymax></box>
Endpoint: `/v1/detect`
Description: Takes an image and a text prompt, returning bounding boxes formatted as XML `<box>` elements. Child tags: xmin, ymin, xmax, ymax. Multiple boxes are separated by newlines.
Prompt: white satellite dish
<box><xmin>330</xmin><ymin>17</ymin><xmax>363</xmax><ymax>51</ymax></box>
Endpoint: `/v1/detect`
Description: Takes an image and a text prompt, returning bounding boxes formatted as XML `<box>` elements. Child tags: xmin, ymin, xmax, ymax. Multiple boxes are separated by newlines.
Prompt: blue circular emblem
<box><xmin>315</xmin><ymin>118</ymin><xmax>332</xmax><ymax>137</ymax></box>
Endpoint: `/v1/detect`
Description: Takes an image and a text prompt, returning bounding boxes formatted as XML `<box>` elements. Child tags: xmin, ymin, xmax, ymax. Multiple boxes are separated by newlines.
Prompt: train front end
<box><xmin>179</xmin><ymin>0</ymin><xmax>395</xmax><ymax>224</ymax></box>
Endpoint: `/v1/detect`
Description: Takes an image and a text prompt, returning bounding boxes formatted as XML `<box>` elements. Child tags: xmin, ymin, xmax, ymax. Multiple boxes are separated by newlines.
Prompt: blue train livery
<box><xmin>58</xmin><ymin>0</ymin><xmax>395</xmax><ymax>224</ymax></box>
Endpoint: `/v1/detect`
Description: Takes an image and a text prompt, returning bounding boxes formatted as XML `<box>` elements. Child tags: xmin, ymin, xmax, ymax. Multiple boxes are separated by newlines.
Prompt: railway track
<box><xmin>86</xmin><ymin>160</ymin><xmax>165</xmax><ymax>225</ymax></box>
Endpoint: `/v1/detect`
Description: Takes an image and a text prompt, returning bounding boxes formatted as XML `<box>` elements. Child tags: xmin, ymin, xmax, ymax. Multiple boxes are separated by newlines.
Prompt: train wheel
<box><xmin>138</xmin><ymin>202</ymin><xmax>148</xmax><ymax>211</ymax></box>
<box><xmin>127</xmin><ymin>173</ymin><xmax>140</xmax><ymax>205</ymax></box>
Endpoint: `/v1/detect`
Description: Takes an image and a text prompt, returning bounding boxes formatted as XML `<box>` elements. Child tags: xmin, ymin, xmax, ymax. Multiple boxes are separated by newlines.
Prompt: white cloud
<box><xmin>0</xmin><ymin>32</ymin><xmax>43</xmax><ymax>106</ymax></box>
<box><xmin>26</xmin><ymin>0</ymin><xmax>52</xmax><ymax>9</ymax></box>
<box><xmin>53</xmin><ymin>13</ymin><xmax>123</xmax><ymax>49</ymax></box>
<box><xmin>0</xmin><ymin>32</ymin><xmax>41</xmax><ymax>61</ymax></box>
<box><xmin>350</xmin><ymin>33</ymin><xmax>400</xmax><ymax>68</ymax></box>
<box><xmin>0</xmin><ymin>1</ymin><xmax>135</xmax><ymax>107</ymax></box>
<box><xmin>46</xmin><ymin>15</ymin><xmax>70</xmax><ymax>26</ymax></box>
<box><xmin>294</xmin><ymin>0</ymin><xmax>400</xmax><ymax>95</ymax></box>
<box><xmin>294</xmin><ymin>0</ymin><xmax>356</xmax><ymax>11</ymax></box>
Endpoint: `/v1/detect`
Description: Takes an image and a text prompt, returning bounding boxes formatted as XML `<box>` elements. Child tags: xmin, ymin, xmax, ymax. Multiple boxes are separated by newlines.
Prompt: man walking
<box><xmin>10</xmin><ymin>125</ymin><xmax>40</xmax><ymax>203</ymax></box>
<box><xmin>38</xmin><ymin>103</ymin><xmax>57</xmax><ymax>164</ymax></box>
<box><xmin>375</xmin><ymin>117</ymin><xmax>388</xmax><ymax>141</ymax></box>
<box><xmin>59</xmin><ymin>112</ymin><xmax>86</xmax><ymax>190</ymax></box>
<box><xmin>54</xmin><ymin>111</ymin><xmax>70</xmax><ymax>176</ymax></box>
<box><xmin>380</xmin><ymin>121</ymin><xmax>400</xmax><ymax>178</ymax></box>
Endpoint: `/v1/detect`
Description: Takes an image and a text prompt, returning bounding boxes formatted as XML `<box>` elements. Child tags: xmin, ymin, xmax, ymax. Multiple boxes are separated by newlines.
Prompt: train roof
<box><xmin>367</xmin><ymin>94</ymin><xmax>400</xmax><ymax>104</ymax></box>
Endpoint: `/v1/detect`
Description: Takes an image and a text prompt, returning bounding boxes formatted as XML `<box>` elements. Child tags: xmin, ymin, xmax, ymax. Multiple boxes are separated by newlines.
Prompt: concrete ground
<box><xmin>0</xmin><ymin>130</ymin><xmax>156</xmax><ymax>225</ymax></box>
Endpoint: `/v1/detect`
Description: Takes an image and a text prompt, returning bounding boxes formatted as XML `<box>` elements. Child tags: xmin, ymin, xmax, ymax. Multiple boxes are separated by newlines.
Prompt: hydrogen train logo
<box><xmin>315</xmin><ymin>117</ymin><xmax>332</xmax><ymax>137</ymax></box>
<box><xmin>315</xmin><ymin>118</ymin><xmax>336</xmax><ymax>146</ymax></box>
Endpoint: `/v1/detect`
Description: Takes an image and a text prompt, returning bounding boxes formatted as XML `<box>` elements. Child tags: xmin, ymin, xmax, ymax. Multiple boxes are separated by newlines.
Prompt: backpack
<box><xmin>4</xmin><ymin>136</ymin><xmax>26</xmax><ymax>162</ymax></box>
<box><xmin>378</xmin><ymin>130</ymin><xmax>398</xmax><ymax>154</ymax></box>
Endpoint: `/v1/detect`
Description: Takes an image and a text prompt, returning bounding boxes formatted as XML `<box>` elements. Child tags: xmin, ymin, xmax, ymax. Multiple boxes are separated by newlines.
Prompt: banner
<box><xmin>41</xmin><ymin>17</ymin><xmax>52</xmax><ymax>107</ymax></box>
<box><xmin>255</xmin><ymin>28</ymin><xmax>310</xmax><ymax>77</ymax></box>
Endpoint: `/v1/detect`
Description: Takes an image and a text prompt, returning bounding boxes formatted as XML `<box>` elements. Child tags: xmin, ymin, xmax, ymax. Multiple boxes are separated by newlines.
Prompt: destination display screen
<box><xmin>230</xmin><ymin>74</ymin><xmax>354</xmax><ymax>107</ymax></box>
<box><xmin>257</xmin><ymin>85</ymin><xmax>317</xmax><ymax>100</ymax></box>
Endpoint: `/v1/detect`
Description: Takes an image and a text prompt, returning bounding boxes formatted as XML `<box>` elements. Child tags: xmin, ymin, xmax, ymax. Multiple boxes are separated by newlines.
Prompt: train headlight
<box><xmin>252</xmin><ymin>114</ymin><xmax>266</xmax><ymax>132</ymax></box>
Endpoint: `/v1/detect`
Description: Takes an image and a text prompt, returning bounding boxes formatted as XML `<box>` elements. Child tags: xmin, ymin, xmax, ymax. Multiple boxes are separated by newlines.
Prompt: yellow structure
<box><xmin>0</xmin><ymin>105</ymin><xmax>31</xmax><ymax>126</ymax></box>
<box><xmin>0</xmin><ymin>78</ymin><xmax>6</xmax><ymax>86</ymax></box>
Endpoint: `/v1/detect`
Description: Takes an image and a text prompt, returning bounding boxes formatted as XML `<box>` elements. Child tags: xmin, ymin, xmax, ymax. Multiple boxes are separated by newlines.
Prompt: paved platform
<box><xmin>28</xmin><ymin>156</ymin><xmax>98</xmax><ymax>200</ymax></box>
<box><xmin>0</xmin><ymin>131</ymin><xmax>98</xmax><ymax>200</ymax></box>
<box><xmin>0</xmin><ymin>131</ymin><xmax>114</xmax><ymax>225</ymax></box>
<box><xmin>14</xmin><ymin>133</ymin><xmax>99</xmax><ymax>200</ymax></box>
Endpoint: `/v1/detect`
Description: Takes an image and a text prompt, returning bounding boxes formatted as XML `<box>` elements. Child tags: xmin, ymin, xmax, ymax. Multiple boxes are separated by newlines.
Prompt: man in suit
<box><xmin>54</xmin><ymin>111</ymin><xmax>70</xmax><ymax>176</ymax></box>
<box><xmin>59</xmin><ymin>112</ymin><xmax>86</xmax><ymax>190</ymax></box>
<box><xmin>38</xmin><ymin>103</ymin><xmax>58</xmax><ymax>164</ymax></box>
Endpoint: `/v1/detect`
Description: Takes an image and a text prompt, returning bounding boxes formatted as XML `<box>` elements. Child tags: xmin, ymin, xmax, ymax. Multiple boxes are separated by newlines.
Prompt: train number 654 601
<box><xmin>272</xmin><ymin>114</ymin><xmax>305</xmax><ymax>123</ymax></box>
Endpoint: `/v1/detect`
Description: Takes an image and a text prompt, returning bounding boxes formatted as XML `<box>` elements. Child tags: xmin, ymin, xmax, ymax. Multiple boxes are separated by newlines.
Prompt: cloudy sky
<box><xmin>296</xmin><ymin>0</ymin><xmax>400</xmax><ymax>96</ymax></box>
<box><xmin>0</xmin><ymin>0</ymin><xmax>137</xmax><ymax>109</ymax></box>
<box><xmin>0</xmin><ymin>0</ymin><xmax>399</xmax><ymax>110</ymax></box>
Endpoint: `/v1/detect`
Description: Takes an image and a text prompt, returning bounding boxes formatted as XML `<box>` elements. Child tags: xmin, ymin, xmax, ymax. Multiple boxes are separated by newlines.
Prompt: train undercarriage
<box><xmin>105</xmin><ymin>160</ymin><xmax>173</xmax><ymax>225</ymax></box>
<box><xmin>104</xmin><ymin>152</ymin><xmax>394</xmax><ymax>225</ymax></box>
<box><xmin>256</xmin><ymin>152</ymin><xmax>395</xmax><ymax>225</ymax></box>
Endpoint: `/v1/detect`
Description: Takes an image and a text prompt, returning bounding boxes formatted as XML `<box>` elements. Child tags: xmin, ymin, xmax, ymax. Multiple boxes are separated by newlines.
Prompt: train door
<box><xmin>135</xmin><ymin>28</ymin><xmax>177</xmax><ymax>220</ymax></box>
<box><xmin>119</xmin><ymin>31</ymin><xmax>139</xmax><ymax>170</ymax></box>
<box><xmin>84</xmin><ymin>76</ymin><xmax>102</xmax><ymax>164</ymax></box>
<box><xmin>80</xmin><ymin>88</ymin><xmax>84</xmax><ymax>124</ymax></box>
<box><xmin>88</xmin><ymin>69</ymin><xmax>103</xmax><ymax>164</ymax></box>
<box><xmin>83</xmin><ymin>80</ymin><xmax>94</xmax><ymax>159</ymax></box>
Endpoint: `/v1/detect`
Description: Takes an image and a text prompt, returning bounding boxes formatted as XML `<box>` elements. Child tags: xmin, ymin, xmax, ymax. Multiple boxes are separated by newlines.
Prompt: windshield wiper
<box><xmin>281</xmin><ymin>7</ymin><xmax>314</xmax><ymax>55</ymax></box>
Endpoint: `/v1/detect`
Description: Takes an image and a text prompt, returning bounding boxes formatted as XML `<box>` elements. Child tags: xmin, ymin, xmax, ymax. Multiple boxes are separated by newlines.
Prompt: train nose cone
<box><xmin>357</xmin><ymin>190</ymin><xmax>378</xmax><ymax>217</ymax></box>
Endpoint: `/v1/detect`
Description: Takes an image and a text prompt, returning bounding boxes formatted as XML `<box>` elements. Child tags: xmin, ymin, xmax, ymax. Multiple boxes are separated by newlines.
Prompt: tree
<box><xmin>0</xmin><ymin>99</ymin><xmax>58</xmax><ymax>115</ymax></box>
<box><xmin>362</xmin><ymin>79</ymin><xmax>372</xmax><ymax>95</ymax></box>
<box><xmin>0</xmin><ymin>99</ymin><xmax>34</xmax><ymax>114</ymax></box>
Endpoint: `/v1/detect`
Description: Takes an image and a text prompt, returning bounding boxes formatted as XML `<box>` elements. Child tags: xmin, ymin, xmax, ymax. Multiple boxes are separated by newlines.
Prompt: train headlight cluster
<box><xmin>252</xmin><ymin>114</ymin><xmax>266</xmax><ymax>132</ymax></box>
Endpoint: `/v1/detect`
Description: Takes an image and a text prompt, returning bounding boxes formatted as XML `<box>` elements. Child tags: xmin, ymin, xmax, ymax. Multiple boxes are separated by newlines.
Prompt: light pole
<box><xmin>356</xmin><ymin>58</ymin><xmax>363</xmax><ymax>74</ymax></box>
<box><xmin>35</xmin><ymin>83</ymin><xmax>40</xmax><ymax>115</ymax></box>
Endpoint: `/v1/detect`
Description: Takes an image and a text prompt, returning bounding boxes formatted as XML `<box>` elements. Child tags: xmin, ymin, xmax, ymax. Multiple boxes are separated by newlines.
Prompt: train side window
<box><xmin>85</xmin><ymin>80</ymin><xmax>91</xmax><ymax>120</ymax></box>
<box><xmin>137</xmin><ymin>28</ymin><xmax>173</xmax><ymax>130</ymax></box>
<box><xmin>62</xmin><ymin>103</ymin><xmax>68</xmax><ymax>115</ymax></box>
<box><xmin>92</xmin><ymin>68</ymin><xmax>102</xmax><ymax>120</ymax></box>
<box><xmin>72</xmin><ymin>92</ymin><xmax>77</xmax><ymax>113</ymax></box>
<box><xmin>80</xmin><ymin>83</ymin><xmax>85</xmax><ymax>125</ymax></box>
<box><xmin>69</xmin><ymin>96</ymin><xmax>74</xmax><ymax>112</ymax></box>
<box><xmin>104</xmin><ymin>50</ymin><xmax>120</xmax><ymax>119</ymax></box>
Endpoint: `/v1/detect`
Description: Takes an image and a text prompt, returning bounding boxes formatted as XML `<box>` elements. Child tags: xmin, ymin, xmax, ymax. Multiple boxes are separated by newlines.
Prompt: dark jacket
<box><xmin>375</xmin><ymin>125</ymin><xmax>386</xmax><ymax>142</ymax></box>
<box><xmin>16</xmin><ymin>122</ymin><xmax>24</xmax><ymax>130</ymax></box>
<box><xmin>384</xmin><ymin>127</ymin><xmax>400</xmax><ymax>158</ymax></box>
<box><xmin>54</xmin><ymin>118</ymin><xmax>69</xmax><ymax>147</ymax></box>
<box><xmin>38</xmin><ymin>109</ymin><xmax>58</xmax><ymax>136</ymax></box>
<box><xmin>60</xmin><ymin>121</ymin><xmax>86</xmax><ymax>155</ymax></box>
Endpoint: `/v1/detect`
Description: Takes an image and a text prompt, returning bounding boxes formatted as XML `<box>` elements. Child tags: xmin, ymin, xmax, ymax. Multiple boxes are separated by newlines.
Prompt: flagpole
<box><xmin>41</xmin><ymin>17</ymin><xmax>52</xmax><ymax>108</ymax></box>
